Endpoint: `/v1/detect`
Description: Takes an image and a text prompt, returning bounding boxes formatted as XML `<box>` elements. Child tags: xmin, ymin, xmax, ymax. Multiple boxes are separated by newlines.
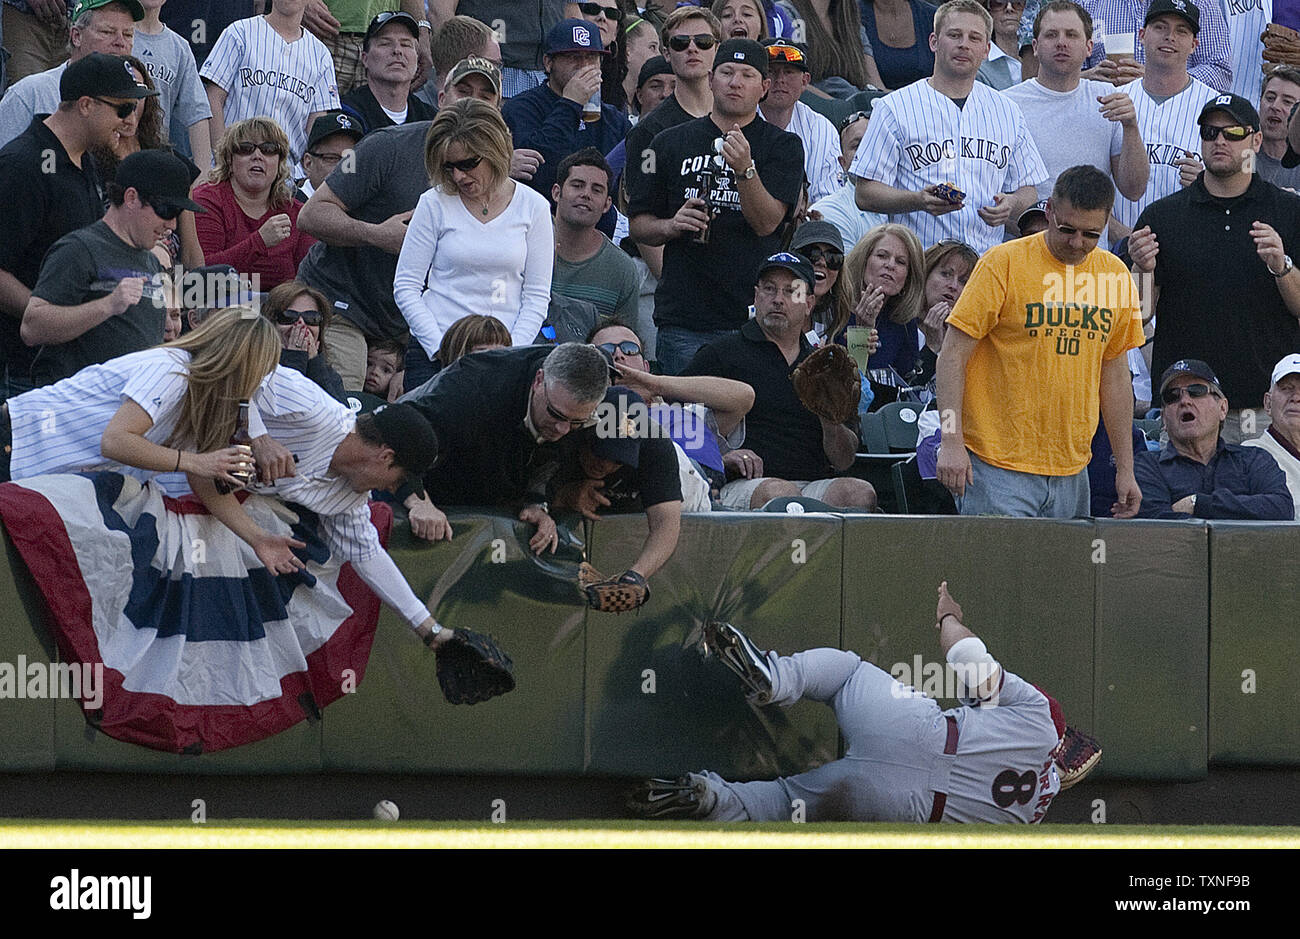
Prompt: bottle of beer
<box><xmin>215</xmin><ymin>400</ymin><xmax>255</xmax><ymax>494</ymax></box>
<box><xmin>693</xmin><ymin>168</ymin><xmax>714</xmax><ymax>245</ymax></box>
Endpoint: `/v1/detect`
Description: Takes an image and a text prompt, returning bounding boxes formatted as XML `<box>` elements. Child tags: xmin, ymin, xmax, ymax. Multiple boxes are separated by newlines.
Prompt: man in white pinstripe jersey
<box><xmin>757</xmin><ymin>39</ymin><xmax>842</xmax><ymax>203</ymax></box>
<box><xmin>851</xmin><ymin>0</ymin><xmax>1048</xmax><ymax>253</ymax></box>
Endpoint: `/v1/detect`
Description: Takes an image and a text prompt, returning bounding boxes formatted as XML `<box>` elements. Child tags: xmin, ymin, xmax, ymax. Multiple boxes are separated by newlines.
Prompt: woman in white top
<box><xmin>393</xmin><ymin>98</ymin><xmax>554</xmax><ymax>388</ymax></box>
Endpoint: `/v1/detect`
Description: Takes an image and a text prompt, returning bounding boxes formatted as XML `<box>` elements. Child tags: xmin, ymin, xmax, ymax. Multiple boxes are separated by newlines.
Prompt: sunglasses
<box><xmin>144</xmin><ymin>196</ymin><xmax>183</xmax><ymax>221</ymax></box>
<box><xmin>597</xmin><ymin>340</ymin><xmax>643</xmax><ymax>358</ymax></box>
<box><xmin>989</xmin><ymin>0</ymin><xmax>1026</xmax><ymax>9</ymax></box>
<box><xmin>668</xmin><ymin>33</ymin><xmax>718</xmax><ymax>52</ymax></box>
<box><xmin>801</xmin><ymin>246</ymin><xmax>844</xmax><ymax>269</ymax></box>
<box><xmin>445</xmin><ymin>154</ymin><xmax>484</xmax><ymax>173</ymax></box>
<box><xmin>307</xmin><ymin>150</ymin><xmax>346</xmax><ymax>164</ymax></box>
<box><xmin>1161</xmin><ymin>382</ymin><xmax>1220</xmax><ymax>405</ymax></box>
<box><xmin>1052</xmin><ymin>219</ymin><xmax>1104</xmax><ymax>240</ymax></box>
<box><xmin>233</xmin><ymin>141</ymin><xmax>284</xmax><ymax>157</ymax></box>
<box><xmin>1199</xmin><ymin>124</ymin><xmax>1252</xmax><ymax>141</ymax></box>
<box><xmin>541</xmin><ymin>381</ymin><xmax>599</xmax><ymax>428</ymax></box>
<box><xmin>274</xmin><ymin>308</ymin><xmax>324</xmax><ymax>326</ymax></box>
<box><xmin>577</xmin><ymin>2</ymin><xmax>624</xmax><ymax>21</ymax></box>
<box><xmin>766</xmin><ymin>42</ymin><xmax>805</xmax><ymax>64</ymax></box>
<box><xmin>838</xmin><ymin>109</ymin><xmax>870</xmax><ymax>131</ymax></box>
<box><xmin>94</xmin><ymin>97</ymin><xmax>138</xmax><ymax>118</ymax></box>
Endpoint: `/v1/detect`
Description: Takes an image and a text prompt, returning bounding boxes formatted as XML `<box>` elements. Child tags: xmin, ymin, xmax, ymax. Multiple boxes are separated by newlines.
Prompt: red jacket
<box><xmin>193</xmin><ymin>180</ymin><xmax>315</xmax><ymax>289</ymax></box>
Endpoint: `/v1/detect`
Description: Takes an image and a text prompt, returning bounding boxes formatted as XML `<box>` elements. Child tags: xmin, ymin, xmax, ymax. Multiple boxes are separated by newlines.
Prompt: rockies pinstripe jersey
<box><xmin>1112</xmin><ymin>76</ymin><xmax>1216</xmax><ymax>233</ymax></box>
<box><xmin>1223</xmin><ymin>0</ymin><xmax>1271</xmax><ymax>103</ymax></box>
<box><xmin>768</xmin><ymin>100</ymin><xmax>843</xmax><ymax>203</ymax></box>
<box><xmin>1082</xmin><ymin>0</ymin><xmax>1234</xmax><ymax>92</ymax></box>
<box><xmin>848</xmin><ymin>79</ymin><xmax>1048</xmax><ymax>254</ymax></box>
<box><xmin>199</xmin><ymin>14</ymin><xmax>340</xmax><ymax>167</ymax></box>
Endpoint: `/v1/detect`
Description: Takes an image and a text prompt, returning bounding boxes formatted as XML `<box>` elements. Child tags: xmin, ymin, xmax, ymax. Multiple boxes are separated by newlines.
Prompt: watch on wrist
<box><xmin>1271</xmin><ymin>255</ymin><xmax>1293</xmax><ymax>277</ymax></box>
<box><xmin>422</xmin><ymin>622</ymin><xmax>445</xmax><ymax>648</ymax></box>
<box><xmin>742</xmin><ymin>162</ymin><xmax>757</xmax><ymax>180</ymax></box>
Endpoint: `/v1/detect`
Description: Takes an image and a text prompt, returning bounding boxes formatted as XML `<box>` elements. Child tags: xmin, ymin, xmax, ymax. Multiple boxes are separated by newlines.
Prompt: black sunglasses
<box><xmin>94</xmin><ymin>97</ymin><xmax>137</xmax><ymax>118</ymax></box>
<box><xmin>578</xmin><ymin>2</ymin><xmax>624</xmax><ymax>22</ymax></box>
<box><xmin>597</xmin><ymin>340</ymin><xmax>643</xmax><ymax>357</ymax></box>
<box><xmin>668</xmin><ymin>33</ymin><xmax>718</xmax><ymax>51</ymax></box>
<box><xmin>801</xmin><ymin>246</ymin><xmax>844</xmax><ymax>269</ymax></box>
<box><xmin>838</xmin><ymin>109</ymin><xmax>870</xmax><ymax>131</ymax></box>
<box><xmin>233</xmin><ymin>141</ymin><xmax>283</xmax><ymax>157</ymax></box>
<box><xmin>1199</xmin><ymin>124</ymin><xmax>1252</xmax><ymax>142</ymax></box>
<box><xmin>144</xmin><ymin>196</ymin><xmax>183</xmax><ymax>221</ymax></box>
<box><xmin>274</xmin><ymin>308</ymin><xmax>324</xmax><ymax>326</ymax></box>
<box><xmin>445</xmin><ymin>155</ymin><xmax>483</xmax><ymax>173</ymax></box>
<box><xmin>1161</xmin><ymin>382</ymin><xmax>1220</xmax><ymax>405</ymax></box>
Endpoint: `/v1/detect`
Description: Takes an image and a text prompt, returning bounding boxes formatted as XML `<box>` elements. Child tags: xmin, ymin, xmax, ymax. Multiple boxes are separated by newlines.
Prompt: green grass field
<box><xmin>1</xmin><ymin>820</ymin><xmax>1296</xmax><ymax>849</ymax></box>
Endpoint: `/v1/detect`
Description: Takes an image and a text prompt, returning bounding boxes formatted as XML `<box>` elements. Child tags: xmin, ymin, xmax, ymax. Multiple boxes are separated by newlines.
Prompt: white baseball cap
<box><xmin>1271</xmin><ymin>353</ymin><xmax>1300</xmax><ymax>386</ymax></box>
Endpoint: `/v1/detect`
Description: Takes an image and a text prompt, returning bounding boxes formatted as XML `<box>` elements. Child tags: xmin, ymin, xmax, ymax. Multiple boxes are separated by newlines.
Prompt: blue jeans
<box><xmin>955</xmin><ymin>449</ymin><xmax>1090</xmax><ymax>519</ymax></box>
<box><xmin>655</xmin><ymin>326</ymin><xmax>737</xmax><ymax>376</ymax></box>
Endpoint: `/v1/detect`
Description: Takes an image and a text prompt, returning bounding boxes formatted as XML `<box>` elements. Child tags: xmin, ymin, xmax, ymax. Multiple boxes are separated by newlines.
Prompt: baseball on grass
<box><xmin>373</xmin><ymin>799</ymin><xmax>400</xmax><ymax>821</ymax></box>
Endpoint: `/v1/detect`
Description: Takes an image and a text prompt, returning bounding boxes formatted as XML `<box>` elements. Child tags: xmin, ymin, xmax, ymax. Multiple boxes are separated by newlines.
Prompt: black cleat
<box><xmin>627</xmin><ymin>775</ymin><xmax>710</xmax><ymax>819</ymax></box>
<box><xmin>1053</xmin><ymin>725</ymin><xmax>1102</xmax><ymax>790</ymax></box>
<box><xmin>702</xmin><ymin>621</ymin><xmax>774</xmax><ymax>705</ymax></box>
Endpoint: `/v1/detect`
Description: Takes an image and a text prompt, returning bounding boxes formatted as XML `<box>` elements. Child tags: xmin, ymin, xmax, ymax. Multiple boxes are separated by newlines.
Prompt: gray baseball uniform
<box><xmin>697</xmin><ymin>647</ymin><xmax>1062</xmax><ymax>823</ymax></box>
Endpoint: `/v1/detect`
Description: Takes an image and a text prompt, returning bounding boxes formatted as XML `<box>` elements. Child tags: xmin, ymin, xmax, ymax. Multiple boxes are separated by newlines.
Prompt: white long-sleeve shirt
<box><xmin>393</xmin><ymin>181</ymin><xmax>555</xmax><ymax>357</ymax></box>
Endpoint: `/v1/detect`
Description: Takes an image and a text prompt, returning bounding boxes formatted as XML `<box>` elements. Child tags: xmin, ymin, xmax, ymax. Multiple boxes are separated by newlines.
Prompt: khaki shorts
<box><xmin>719</xmin><ymin>477</ymin><xmax>838</xmax><ymax>510</ymax></box>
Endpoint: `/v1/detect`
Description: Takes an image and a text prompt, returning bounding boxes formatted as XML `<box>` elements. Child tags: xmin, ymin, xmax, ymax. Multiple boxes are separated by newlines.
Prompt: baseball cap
<box><xmin>1158</xmin><ymin>359</ymin><xmax>1221</xmax><ymax>394</ymax></box>
<box><xmin>116</xmin><ymin>150</ymin><xmax>203</xmax><ymax>213</ymax></box>
<box><xmin>714</xmin><ymin>38</ymin><xmax>767</xmax><ymax>77</ymax></box>
<box><xmin>363</xmin><ymin>10</ymin><xmax>420</xmax><ymax>49</ymax></box>
<box><xmin>756</xmin><ymin>251</ymin><xmax>815</xmax><ymax>290</ymax></box>
<box><xmin>545</xmin><ymin>18</ymin><xmax>609</xmax><ymax>56</ymax></box>
<box><xmin>764</xmin><ymin>39</ymin><xmax>810</xmax><ymax>73</ymax></box>
<box><xmin>445</xmin><ymin>56</ymin><xmax>503</xmax><ymax>96</ymax></box>
<box><xmin>1144</xmin><ymin>0</ymin><xmax>1200</xmax><ymax>34</ymax></box>
<box><xmin>589</xmin><ymin>387</ymin><xmax>646</xmax><ymax>469</ymax></box>
<box><xmin>1271</xmin><ymin>353</ymin><xmax>1300</xmax><ymax>386</ymax></box>
<box><xmin>307</xmin><ymin>111</ymin><xmax>363</xmax><ymax>152</ymax></box>
<box><xmin>1198</xmin><ymin>93</ymin><xmax>1260</xmax><ymax>130</ymax></box>
<box><xmin>61</xmin><ymin>53</ymin><xmax>159</xmax><ymax>102</ymax></box>
<box><xmin>1018</xmin><ymin>199</ymin><xmax>1049</xmax><ymax>227</ymax></box>
<box><xmin>637</xmin><ymin>55</ymin><xmax>673</xmax><ymax>89</ymax></box>
<box><xmin>369</xmin><ymin>403</ymin><xmax>441</xmax><ymax>475</ymax></box>
<box><xmin>790</xmin><ymin>220</ymin><xmax>844</xmax><ymax>255</ymax></box>
<box><xmin>71</xmin><ymin>0</ymin><xmax>144</xmax><ymax>22</ymax></box>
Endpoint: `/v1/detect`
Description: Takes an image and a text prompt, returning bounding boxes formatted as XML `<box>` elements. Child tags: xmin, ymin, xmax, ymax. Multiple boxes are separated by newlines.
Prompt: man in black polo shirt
<box><xmin>628</xmin><ymin>38</ymin><xmax>804</xmax><ymax>376</ymax></box>
<box><xmin>682</xmin><ymin>253</ymin><xmax>876</xmax><ymax>511</ymax></box>
<box><xmin>0</xmin><ymin>52</ymin><xmax>155</xmax><ymax>401</ymax></box>
<box><xmin>399</xmin><ymin>342</ymin><xmax>610</xmax><ymax>547</ymax></box>
<box><xmin>1130</xmin><ymin>93</ymin><xmax>1300</xmax><ymax>444</ymax></box>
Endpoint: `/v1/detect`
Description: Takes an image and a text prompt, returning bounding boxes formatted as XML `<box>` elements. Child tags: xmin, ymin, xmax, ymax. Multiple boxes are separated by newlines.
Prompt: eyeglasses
<box><xmin>445</xmin><ymin>155</ymin><xmax>484</xmax><ymax>173</ymax></box>
<box><xmin>274</xmin><ymin>308</ymin><xmax>324</xmax><ymax>326</ymax></box>
<box><xmin>1161</xmin><ymin>382</ymin><xmax>1221</xmax><ymax>405</ymax></box>
<box><xmin>144</xmin><ymin>196</ymin><xmax>183</xmax><ymax>221</ymax></box>
<box><xmin>1051</xmin><ymin>218</ymin><xmax>1104</xmax><ymax>241</ymax></box>
<box><xmin>597</xmin><ymin>340</ymin><xmax>643</xmax><ymax>358</ymax></box>
<box><xmin>668</xmin><ymin>33</ymin><xmax>718</xmax><ymax>52</ymax></box>
<box><xmin>838</xmin><ymin>110</ymin><xmax>870</xmax><ymax>131</ymax></box>
<box><xmin>307</xmin><ymin>150</ymin><xmax>346</xmax><ymax>164</ymax></box>
<box><xmin>989</xmin><ymin>0</ymin><xmax>1026</xmax><ymax>10</ymax></box>
<box><xmin>801</xmin><ymin>246</ymin><xmax>844</xmax><ymax>269</ymax></box>
<box><xmin>94</xmin><ymin>97</ymin><xmax>138</xmax><ymax>118</ymax></box>
<box><xmin>756</xmin><ymin>282</ymin><xmax>806</xmax><ymax>299</ymax></box>
<box><xmin>577</xmin><ymin>2</ymin><xmax>624</xmax><ymax>21</ymax></box>
<box><xmin>766</xmin><ymin>41</ymin><xmax>805</xmax><ymax>64</ymax></box>
<box><xmin>540</xmin><ymin>381</ymin><xmax>599</xmax><ymax>428</ymax></box>
<box><xmin>232</xmin><ymin>141</ymin><xmax>284</xmax><ymax>157</ymax></box>
<box><xmin>1199</xmin><ymin>124</ymin><xmax>1252</xmax><ymax>142</ymax></box>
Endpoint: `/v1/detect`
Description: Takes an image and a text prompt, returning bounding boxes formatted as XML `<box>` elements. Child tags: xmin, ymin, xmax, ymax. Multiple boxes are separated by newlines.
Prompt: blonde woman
<box><xmin>192</xmin><ymin>118</ymin><xmax>317</xmax><ymax>289</ymax></box>
<box><xmin>393</xmin><ymin>99</ymin><xmax>554</xmax><ymax>388</ymax></box>
<box><xmin>841</xmin><ymin>222</ymin><xmax>925</xmax><ymax>407</ymax></box>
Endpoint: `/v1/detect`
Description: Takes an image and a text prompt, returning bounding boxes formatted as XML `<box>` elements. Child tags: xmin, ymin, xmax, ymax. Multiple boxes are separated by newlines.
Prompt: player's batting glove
<box><xmin>580</xmin><ymin>562</ymin><xmax>651</xmax><ymax>613</ymax></box>
<box><xmin>429</xmin><ymin>628</ymin><xmax>516</xmax><ymax>704</ymax></box>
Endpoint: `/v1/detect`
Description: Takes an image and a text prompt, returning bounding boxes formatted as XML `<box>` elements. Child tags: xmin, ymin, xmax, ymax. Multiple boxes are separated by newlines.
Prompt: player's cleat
<box><xmin>702</xmin><ymin>620</ymin><xmax>774</xmax><ymax>705</ymax></box>
<box><xmin>627</xmin><ymin>775</ymin><xmax>711</xmax><ymax>819</ymax></box>
<box><xmin>1053</xmin><ymin>724</ymin><xmax>1102</xmax><ymax>790</ymax></box>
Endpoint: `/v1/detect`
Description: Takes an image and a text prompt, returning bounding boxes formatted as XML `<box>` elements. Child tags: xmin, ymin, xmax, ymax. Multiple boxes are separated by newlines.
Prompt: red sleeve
<box><xmin>193</xmin><ymin>181</ymin><xmax>268</xmax><ymax>271</ymax></box>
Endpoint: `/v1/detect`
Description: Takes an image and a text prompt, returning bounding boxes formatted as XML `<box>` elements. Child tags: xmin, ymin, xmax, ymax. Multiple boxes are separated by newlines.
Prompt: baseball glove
<box><xmin>579</xmin><ymin>561</ymin><xmax>651</xmax><ymax>613</ymax></box>
<box><xmin>1263</xmin><ymin>24</ymin><xmax>1300</xmax><ymax>66</ymax></box>
<box><xmin>432</xmin><ymin>628</ymin><xmax>516</xmax><ymax>705</ymax></box>
<box><xmin>791</xmin><ymin>343</ymin><xmax>861</xmax><ymax>424</ymax></box>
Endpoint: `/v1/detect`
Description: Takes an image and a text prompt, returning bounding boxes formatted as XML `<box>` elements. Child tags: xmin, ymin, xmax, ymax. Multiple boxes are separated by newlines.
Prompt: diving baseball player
<box><xmin>199</xmin><ymin>0</ymin><xmax>340</xmax><ymax>172</ymax></box>
<box><xmin>850</xmin><ymin>0</ymin><xmax>1047</xmax><ymax>254</ymax></box>
<box><xmin>629</xmin><ymin>581</ymin><xmax>1101</xmax><ymax>824</ymax></box>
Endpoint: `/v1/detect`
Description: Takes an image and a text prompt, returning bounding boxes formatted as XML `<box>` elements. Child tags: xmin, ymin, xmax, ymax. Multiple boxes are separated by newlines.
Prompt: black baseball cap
<box><xmin>1158</xmin><ymin>359</ymin><xmax>1221</xmax><ymax>394</ymax></box>
<box><xmin>589</xmin><ymin>387</ymin><xmax>646</xmax><ymax>469</ymax></box>
<box><xmin>637</xmin><ymin>54</ymin><xmax>673</xmax><ymax>88</ymax></box>
<box><xmin>1144</xmin><ymin>0</ymin><xmax>1200</xmax><ymax>33</ymax></box>
<box><xmin>756</xmin><ymin>251</ymin><xmax>815</xmax><ymax>290</ymax></box>
<box><xmin>790</xmin><ymin>220</ymin><xmax>844</xmax><ymax>255</ymax></box>
<box><xmin>116</xmin><ymin>150</ymin><xmax>203</xmax><ymax>213</ymax></box>
<box><xmin>764</xmin><ymin>39</ymin><xmax>810</xmax><ymax>73</ymax></box>
<box><xmin>1018</xmin><ymin>199</ymin><xmax>1049</xmax><ymax>227</ymax></box>
<box><xmin>363</xmin><ymin>10</ymin><xmax>420</xmax><ymax>48</ymax></box>
<box><xmin>545</xmin><ymin>18</ymin><xmax>610</xmax><ymax>55</ymax></box>
<box><xmin>369</xmin><ymin>403</ymin><xmax>441</xmax><ymax>475</ymax></box>
<box><xmin>1197</xmin><ymin>93</ymin><xmax>1260</xmax><ymax>130</ymax></box>
<box><xmin>307</xmin><ymin>110</ymin><xmax>363</xmax><ymax>151</ymax></box>
<box><xmin>61</xmin><ymin>53</ymin><xmax>159</xmax><ymax>102</ymax></box>
<box><xmin>713</xmin><ymin>38</ymin><xmax>767</xmax><ymax>77</ymax></box>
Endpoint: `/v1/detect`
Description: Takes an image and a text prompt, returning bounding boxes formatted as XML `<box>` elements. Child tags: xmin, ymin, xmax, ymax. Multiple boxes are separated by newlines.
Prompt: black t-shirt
<box><xmin>29</xmin><ymin>220</ymin><xmax>164</xmax><ymax>387</ymax></box>
<box><xmin>402</xmin><ymin>345</ymin><xmax>561</xmax><ymax>506</ymax></box>
<box><xmin>1136</xmin><ymin>175</ymin><xmax>1300</xmax><ymax>406</ymax></box>
<box><xmin>340</xmin><ymin>85</ymin><xmax>435</xmax><ymax>136</ymax></box>
<box><xmin>684</xmin><ymin>320</ymin><xmax>846</xmax><ymax>481</ymax></box>
<box><xmin>622</xmin><ymin>95</ymin><xmax>693</xmax><ymax>189</ymax></box>
<box><xmin>627</xmin><ymin>113</ymin><xmax>805</xmax><ymax>332</ymax></box>
<box><xmin>549</xmin><ymin>433</ymin><xmax>683</xmax><ymax>511</ymax></box>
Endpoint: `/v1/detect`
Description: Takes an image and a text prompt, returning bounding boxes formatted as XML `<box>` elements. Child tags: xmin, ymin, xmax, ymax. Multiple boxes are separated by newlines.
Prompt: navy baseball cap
<box><xmin>1145</xmin><ymin>0</ymin><xmax>1199</xmax><ymax>33</ymax></box>
<box><xmin>545</xmin><ymin>18</ymin><xmax>610</xmax><ymax>55</ymax></box>
<box><xmin>369</xmin><ymin>403</ymin><xmax>441</xmax><ymax>475</ymax></box>
<box><xmin>1018</xmin><ymin>199</ymin><xmax>1049</xmax><ymax>227</ymax></box>
<box><xmin>61</xmin><ymin>53</ymin><xmax>159</xmax><ymax>102</ymax></box>
<box><xmin>363</xmin><ymin>10</ymin><xmax>420</xmax><ymax>48</ymax></box>
<box><xmin>307</xmin><ymin>111</ymin><xmax>363</xmax><ymax>151</ymax></box>
<box><xmin>1198</xmin><ymin>93</ymin><xmax>1260</xmax><ymax>131</ymax></box>
<box><xmin>590</xmin><ymin>387</ymin><xmax>646</xmax><ymax>469</ymax></box>
<box><xmin>756</xmin><ymin>251</ymin><xmax>816</xmax><ymax>290</ymax></box>
<box><xmin>714</xmin><ymin>38</ymin><xmax>767</xmax><ymax>77</ymax></box>
<box><xmin>1159</xmin><ymin>359</ymin><xmax>1221</xmax><ymax>394</ymax></box>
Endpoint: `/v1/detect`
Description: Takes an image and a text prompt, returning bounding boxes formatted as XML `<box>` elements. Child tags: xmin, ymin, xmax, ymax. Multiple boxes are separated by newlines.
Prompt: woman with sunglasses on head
<box><xmin>566</xmin><ymin>0</ymin><xmax>635</xmax><ymax>112</ymax></box>
<box><xmin>260</xmin><ymin>281</ymin><xmax>347</xmax><ymax>402</ymax></box>
<box><xmin>394</xmin><ymin>99</ymin><xmax>554</xmax><ymax>389</ymax></box>
<box><xmin>192</xmin><ymin>118</ymin><xmax>317</xmax><ymax>290</ymax></box>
